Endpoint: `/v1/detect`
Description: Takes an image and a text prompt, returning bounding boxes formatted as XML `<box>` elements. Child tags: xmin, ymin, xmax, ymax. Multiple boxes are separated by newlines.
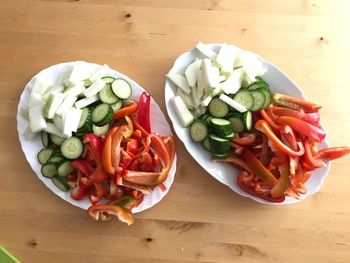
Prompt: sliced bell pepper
<box><xmin>315</xmin><ymin>147</ymin><xmax>350</xmax><ymax>161</ymax></box>
<box><xmin>108</xmin><ymin>195</ymin><xmax>136</xmax><ymax>210</ymax></box>
<box><xmin>271</xmin><ymin>162</ymin><xmax>290</xmax><ymax>198</ymax></box>
<box><xmin>255</xmin><ymin>120</ymin><xmax>305</xmax><ymax>157</ymax></box>
<box><xmin>102</xmin><ymin>127</ymin><xmax>119</xmax><ymax>174</ymax></box>
<box><xmin>211</xmin><ymin>156</ymin><xmax>253</xmax><ymax>175</ymax></box>
<box><xmin>113</xmin><ymin>100</ymin><xmax>138</xmax><ymax>119</ymax></box>
<box><xmin>276</xmin><ymin>116</ymin><xmax>326</xmax><ymax>143</ymax></box>
<box><xmin>71</xmin><ymin>159</ymin><xmax>94</xmax><ymax>177</ymax></box>
<box><xmin>271</xmin><ymin>106</ymin><xmax>320</xmax><ymax>124</ymax></box>
<box><xmin>130</xmin><ymin>113</ymin><xmax>150</xmax><ymax>137</ymax></box>
<box><xmin>132</xmin><ymin>129</ymin><xmax>143</xmax><ymax>141</ymax></box>
<box><xmin>120</xmin><ymin>148</ymin><xmax>134</xmax><ymax>169</ymax></box>
<box><xmin>78</xmin><ymin>176</ymin><xmax>93</xmax><ymax>189</ymax></box>
<box><xmin>260</xmin><ymin>108</ymin><xmax>280</xmax><ymax>131</ymax></box>
<box><xmin>89</xmin><ymin>183</ymin><xmax>105</xmax><ymax>205</ymax></box>
<box><xmin>111</xmin><ymin>125</ymin><xmax>132</xmax><ymax>173</ymax></box>
<box><xmin>153</xmin><ymin>154</ymin><xmax>160</xmax><ymax>166</ymax></box>
<box><xmin>289</xmin><ymin>156</ymin><xmax>299</xmax><ymax>176</ymax></box>
<box><xmin>158</xmin><ymin>183</ymin><xmax>166</xmax><ymax>192</ymax></box>
<box><xmin>280</xmin><ymin>125</ymin><xmax>298</xmax><ymax>151</ymax></box>
<box><xmin>90</xmin><ymin>165</ymin><xmax>108</xmax><ymax>183</ymax></box>
<box><xmin>126</xmin><ymin>138</ymin><xmax>139</xmax><ymax>155</ymax></box>
<box><xmin>163</xmin><ymin>135</ymin><xmax>175</xmax><ymax>163</ymax></box>
<box><xmin>87</xmin><ymin>204</ymin><xmax>135</xmax><ymax>225</ymax></box>
<box><xmin>137</xmin><ymin>91</ymin><xmax>151</xmax><ymax>133</ymax></box>
<box><xmin>71</xmin><ymin>186</ymin><xmax>87</xmax><ymax>200</ymax></box>
<box><xmin>237</xmin><ymin>171</ymin><xmax>285</xmax><ymax>203</ymax></box>
<box><xmin>260</xmin><ymin>134</ymin><xmax>270</xmax><ymax>166</ymax></box>
<box><xmin>272</xmin><ymin>93</ymin><xmax>321</xmax><ymax>112</ymax></box>
<box><xmin>82</xmin><ymin>133</ymin><xmax>103</xmax><ymax>165</ymax></box>
<box><xmin>115</xmin><ymin>174</ymin><xmax>151</xmax><ymax>194</ymax></box>
<box><xmin>105</xmin><ymin>178</ymin><xmax>124</xmax><ymax>201</ymax></box>
<box><xmin>137</xmin><ymin>152</ymin><xmax>153</xmax><ymax>172</ymax></box>
<box><xmin>232</xmin><ymin>133</ymin><xmax>256</xmax><ymax>146</ymax></box>
<box><xmin>241</xmin><ymin>150</ymin><xmax>278</xmax><ymax>185</ymax></box>
<box><xmin>267</xmin><ymin>153</ymin><xmax>288</xmax><ymax>171</ymax></box>
<box><xmin>303</xmin><ymin>139</ymin><xmax>326</xmax><ymax>169</ymax></box>
<box><xmin>122</xmin><ymin>134</ymin><xmax>172</xmax><ymax>186</ymax></box>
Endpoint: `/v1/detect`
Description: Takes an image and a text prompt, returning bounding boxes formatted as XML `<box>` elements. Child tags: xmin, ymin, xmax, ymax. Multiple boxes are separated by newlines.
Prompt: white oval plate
<box><xmin>17</xmin><ymin>61</ymin><xmax>177</xmax><ymax>213</ymax></box>
<box><xmin>165</xmin><ymin>43</ymin><xmax>329</xmax><ymax>205</ymax></box>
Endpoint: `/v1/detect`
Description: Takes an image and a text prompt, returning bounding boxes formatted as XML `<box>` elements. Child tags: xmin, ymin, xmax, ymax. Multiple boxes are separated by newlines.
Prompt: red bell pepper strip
<box><xmin>122</xmin><ymin>134</ymin><xmax>173</xmax><ymax>186</ymax></box>
<box><xmin>289</xmin><ymin>156</ymin><xmax>299</xmax><ymax>176</ymax></box>
<box><xmin>211</xmin><ymin>156</ymin><xmax>253</xmax><ymax>175</ymax></box>
<box><xmin>71</xmin><ymin>159</ymin><xmax>94</xmax><ymax>177</ymax></box>
<box><xmin>158</xmin><ymin>183</ymin><xmax>166</xmax><ymax>192</ymax></box>
<box><xmin>310</xmin><ymin>140</ymin><xmax>318</xmax><ymax>156</ymax></box>
<box><xmin>87</xmin><ymin>204</ymin><xmax>135</xmax><ymax>225</ymax></box>
<box><xmin>126</xmin><ymin>138</ymin><xmax>139</xmax><ymax>155</ymax></box>
<box><xmin>120</xmin><ymin>149</ymin><xmax>135</xmax><ymax>169</ymax></box>
<box><xmin>82</xmin><ymin>134</ymin><xmax>103</xmax><ymax>165</ymax></box>
<box><xmin>90</xmin><ymin>166</ymin><xmax>108</xmax><ymax>183</ymax></box>
<box><xmin>137</xmin><ymin>91</ymin><xmax>151</xmax><ymax>133</ymax></box>
<box><xmin>113</xmin><ymin>100</ymin><xmax>138</xmax><ymax>119</ymax></box>
<box><xmin>241</xmin><ymin>150</ymin><xmax>278</xmax><ymax>185</ymax></box>
<box><xmin>78</xmin><ymin>176</ymin><xmax>93</xmax><ymax>189</ymax></box>
<box><xmin>260</xmin><ymin>108</ymin><xmax>280</xmax><ymax>131</ymax></box>
<box><xmin>314</xmin><ymin>147</ymin><xmax>350</xmax><ymax>161</ymax></box>
<box><xmin>89</xmin><ymin>183</ymin><xmax>105</xmax><ymax>205</ymax></box>
<box><xmin>131</xmin><ymin>113</ymin><xmax>150</xmax><ymax>137</ymax></box>
<box><xmin>276</xmin><ymin>116</ymin><xmax>326</xmax><ymax>143</ymax></box>
<box><xmin>153</xmin><ymin>154</ymin><xmax>160</xmax><ymax>166</ymax></box>
<box><xmin>303</xmin><ymin>139</ymin><xmax>326</xmax><ymax>169</ymax></box>
<box><xmin>111</xmin><ymin>125</ymin><xmax>132</xmax><ymax>173</ymax></box>
<box><xmin>132</xmin><ymin>129</ymin><xmax>143</xmax><ymax>141</ymax></box>
<box><xmin>232</xmin><ymin>133</ymin><xmax>256</xmax><ymax>146</ymax></box>
<box><xmin>255</xmin><ymin>120</ymin><xmax>305</xmax><ymax>157</ymax></box>
<box><xmin>137</xmin><ymin>152</ymin><xmax>153</xmax><ymax>172</ymax></box>
<box><xmin>260</xmin><ymin>134</ymin><xmax>270</xmax><ymax>166</ymax></box>
<box><xmin>272</xmin><ymin>93</ymin><xmax>321</xmax><ymax>112</ymax></box>
<box><xmin>71</xmin><ymin>186</ymin><xmax>87</xmax><ymax>201</ymax></box>
<box><xmin>163</xmin><ymin>135</ymin><xmax>176</xmax><ymax>163</ymax></box>
<box><xmin>267</xmin><ymin>153</ymin><xmax>288</xmax><ymax>171</ymax></box>
<box><xmin>102</xmin><ymin>127</ymin><xmax>119</xmax><ymax>174</ymax></box>
<box><xmin>105</xmin><ymin>178</ymin><xmax>124</xmax><ymax>201</ymax></box>
<box><xmin>280</xmin><ymin>125</ymin><xmax>298</xmax><ymax>151</ymax></box>
<box><xmin>271</xmin><ymin>106</ymin><xmax>320</xmax><ymax>124</ymax></box>
<box><xmin>271</xmin><ymin>162</ymin><xmax>290</xmax><ymax>198</ymax></box>
<box><xmin>115</xmin><ymin>175</ymin><xmax>151</xmax><ymax>194</ymax></box>
<box><xmin>237</xmin><ymin>171</ymin><xmax>285</xmax><ymax>203</ymax></box>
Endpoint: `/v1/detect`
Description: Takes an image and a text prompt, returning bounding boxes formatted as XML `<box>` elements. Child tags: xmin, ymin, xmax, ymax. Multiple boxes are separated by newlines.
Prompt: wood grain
<box><xmin>1</xmin><ymin>0</ymin><xmax>350</xmax><ymax>262</ymax></box>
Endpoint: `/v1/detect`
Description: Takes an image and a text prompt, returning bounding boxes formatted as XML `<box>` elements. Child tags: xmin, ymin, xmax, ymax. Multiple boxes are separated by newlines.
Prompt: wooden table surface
<box><xmin>1</xmin><ymin>0</ymin><xmax>350</xmax><ymax>262</ymax></box>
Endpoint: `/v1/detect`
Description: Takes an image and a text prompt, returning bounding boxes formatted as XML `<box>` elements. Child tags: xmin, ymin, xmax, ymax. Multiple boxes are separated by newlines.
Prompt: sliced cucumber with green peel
<box><xmin>209</xmin><ymin>134</ymin><xmax>230</xmax><ymax>154</ymax></box>
<box><xmin>61</xmin><ymin>136</ymin><xmax>83</xmax><ymax>159</ymax></box>
<box><xmin>228</xmin><ymin>114</ymin><xmax>245</xmax><ymax>133</ymax></box>
<box><xmin>214</xmin><ymin>153</ymin><xmax>229</xmax><ymax>159</ymax></box>
<box><xmin>50</xmin><ymin>134</ymin><xmax>65</xmax><ymax>146</ymax></box>
<box><xmin>190</xmin><ymin>121</ymin><xmax>208</xmax><ymax>142</ymax></box>
<box><xmin>243</xmin><ymin>111</ymin><xmax>253</xmax><ymax>131</ymax></box>
<box><xmin>250</xmin><ymin>90</ymin><xmax>266</xmax><ymax>111</ymax></box>
<box><xmin>57</xmin><ymin>160</ymin><xmax>74</xmax><ymax>177</ymax></box>
<box><xmin>260</xmin><ymin>89</ymin><xmax>271</xmax><ymax>108</ymax></box>
<box><xmin>111</xmin><ymin>100</ymin><xmax>123</xmax><ymax>112</ymax></box>
<box><xmin>51</xmin><ymin>175</ymin><xmax>70</xmax><ymax>192</ymax></box>
<box><xmin>208</xmin><ymin>97</ymin><xmax>229</xmax><ymax>118</ymax></box>
<box><xmin>210</xmin><ymin>118</ymin><xmax>231</xmax><ymax>137</ymax></box>
<box><xmin>50</xmin><ymin>148</ymin><xmax>63</xmax><ymax>158</ymax></box>
<box><xmin>202</xmin><ymin>137</ymin><xmax>211</xmax><ymax>151</ymax></box>
<box><xmin>41</xmin><ymin>131</ymin><xmax>50</xmax><ymax>147</ymax></box>
<box><xmin>223</xmin><ymin>131</ymin><xmax>235</xmax><ymax>139</ymax></box>
<box><xmin>41</xmin><ymin>162</ymin><xmax>57</xmax><ymax>178</ymax></box>
<box><xmin>99</xmin><ymin>84</ymin><xmax>120</xmax><ymax>104</ymax></box>
<box><xmin>92</xmin><ymin>123</ymin><xmax>110</xmax><ymax>136</ymax></box>
<box><xmin>48</xmin><ymin>156</ymin><xmax>64</xmax><ymax>163</ymax></box>
<box><xmin>233</xmin><ymin>90</ymin><xmax>254</xmax><ymax>110</ymax></box>
<box><xmin>92</xmin><ymin>103</ymin><xmax>113</xmax><ymax>126</ymax></box>
<box><xmin>111</xmin><ymin>78</ymin><xmax>132</xmax><ymax>99</ymax></box>
<box><xmin>78</xmin><ymin>107</ymin><xmax>92</xmax><ymax>131</ymax></box>
<box><xmin>37</xmin><ymin>148</ymin><xmax>53</xmax><ymax>165</ymax></box>
<box><xmin>102</xmin><ymin>76</ymin><xmax>115</xmax><ymax>84</ymax></box>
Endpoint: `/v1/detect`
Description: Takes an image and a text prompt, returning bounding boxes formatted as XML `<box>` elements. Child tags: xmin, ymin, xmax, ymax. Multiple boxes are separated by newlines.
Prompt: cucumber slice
<box><xmin>202</xmin><ymin>137</ymin><xmax>211</xmax><ymax>151</ymax></box>
<box><xmin>41</xmin><ymin>162</ymin><xmax>57</xmax><ymax>178</ymax></box>
<box><xmin>41</xmin><ymin>131</ymin><xmax>50</xmax><ymax>147</ymax></box>
<box><xmin>51</xmin><ymin>175</ymin><xmax>70</xmax><ymax>192</ymax></box>
<box><xmin>111</xmin><ymin>79</ymin><xmax>132</xmax><ymax>99</ymax></box>
<box><xmin>260</xmin><ymin>89</ymin><xmax>271</xmax><ymax>108</ymax></box>
<box><xmin>99</xmin><ymin>84</ymin><xmax>120</xmax><ymax>104</ymax></box>
<box><xmin>209</xmin><ymin>134</ymin><xmax>230</xmax><ymax>154</ymax></box>
<box><xmin>77</xmin><ymin>107</ymin><xmax>92</xmax><ymax>131</ymax></box>
<box><xmin>243</xmin><ymin>111</ymin><xmax>253</xmax><ymax>131</ymax></box>
<box><xmin>50</xmin><ymin>134</ymin><xmax>65</xmax><ymax>146</ymax></box>
<box><xmin>102</xmin><ymin>76</ymin><xmax>115</xmax><ymax>84</ymax></box>
<box><xmin>228</xmin><ymin>115</ymin><xmax>245</xmax><ymax>133</ymax></box>
<box><xmin>255</xmin><ymin>77</ymin><xmax>270</xmax><ymax>90</ymax></box>
<box><xmin>223</xmin><ymin>131</ymin><xmax>235</xmax><ymax>139</ymax></box>
<box><xmin>48</xmin><ymin>156</ymin><xmax>64</xmax><ymax>163</ymax></box>
<box><xmin>50</xmin><ymin>148</ymin><xmax>63</xmax><ymax>158</ymax></box>
<box><xmin>83</xmin><ymin>79</ymin><xmax>92</xmax><ymax>87</ymax></box>
<box><xmin>37</xmin><ymin>148</ymin><xmax>53</xmax><ymax>165</ymax></box>
<box><xmin>92</xmin><ymin>103</ymin><xmax>113</xmax><ymax>126</ymax></box>
<box><xmin>247</xmin><ymin>82</ymin><xmax>262</xmax><ymax>91</ymax></box>
<box><xmin>208</xmin><ymin>97</ymin><xmax>229</xmax><ymax>118</ymax></box>
<box><xmin>61</xmin><ymin>137</ymin><xmax>83</xmax><ymax>159</ymax></box>
<box><xmin>111</xmin><ymin>100</ymin><xmax>123</xmax><ymax>112</ymax></box>
<box><xmin>92</xmin><ymin>123</ymin><xmax>110</xmax><ymax>136</ymax></box>
<box><xmin>57</xmin><ymin>160</ymin><xmax>74</xmax><ymax>177</ymax></box>
<box><xmin>214</xmin><ymin>153</ymin><xmax>229</xmax><ymax>159</ymax></box>
<box><xmin>233</xmin><ymin>90</ymin><xmax>254</xmax><ymax>110</ymax></box>
<box><xmin>210</xmin><ymin>118</ymin><xmax>231</xmax><ymax>137</ymax></box>
<box><xmin>190</xmin><ymin>121</ymin><xmax>208</xmax><ymax>142</ymax></box>
<box><xmin>250</xmin><ymin>90</ymin><xmax>266</xmax><ymax>111</ymax></box>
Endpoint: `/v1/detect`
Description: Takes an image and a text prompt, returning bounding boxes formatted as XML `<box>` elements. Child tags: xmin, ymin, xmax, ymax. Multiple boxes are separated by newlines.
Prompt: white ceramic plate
<box><xmin>165</xmin><ymin>43</ymin><xmax>329</xmax><ymax>205</ymax></box>
<box><xmin>17</xmin><ymin>61</ymin><xmax>177</xmax><ymax>213</ymax></box>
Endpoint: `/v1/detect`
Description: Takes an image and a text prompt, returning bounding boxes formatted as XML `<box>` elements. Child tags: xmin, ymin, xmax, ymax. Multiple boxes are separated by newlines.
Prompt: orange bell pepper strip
<box><xmin>303</xmin><ymin>139</ymin><xmax>326</xmax><ymax>169</ymax></box>
<box><xmin>255</xmin><ymin>120</ymin><xmax>305</xmax><ymax>157</ymax></box>
<box><xmin>122</xmin><ymin>134</ymin><xmax>172</xmax><ymax>186</ymax></box>
<box><xmin>87</xmin><ymin>204</ymin><xmax>135</xmax><ymax>225</ymax></box>
<box><xmin>315</xmin><ymin>147</ymin><xmax>350</xmax><ymax>161</ymax></box>
<box><xmin>272</xmin><ymin>93</ymin><xmax>321</xmax><ymax>112</ymax></box>
<box><xmin>232</xmin><ymin>133</ymin><xmax>256</xmax><ymax>146</ymax></box>
<box><xmin>271</xmin><ymin>162</ymin><xmax>290</xmax><ymax>198</ymax></box>
<box><xmin>113</xmin><ymin>100</ymin><xmax>138</xmax><ymax>119</ymax></box>
<box><xmin>211</xmin><ymin>156</ymin><xmax>253</xmax><ymax>175</ymax></box>
<box><xmin>102</xmin><ymin>127</ymin><xmax>119</xmax><ymax>174</ymax></box>
<box><xmin>241</xmin><ymin>150</ymin><xmax>278</xmax><ymax>185</ymax></box>
<box><xmin>276</xmin><ymin>116</ymin><xmax>326</xmax><ymax>143</ymax></box>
